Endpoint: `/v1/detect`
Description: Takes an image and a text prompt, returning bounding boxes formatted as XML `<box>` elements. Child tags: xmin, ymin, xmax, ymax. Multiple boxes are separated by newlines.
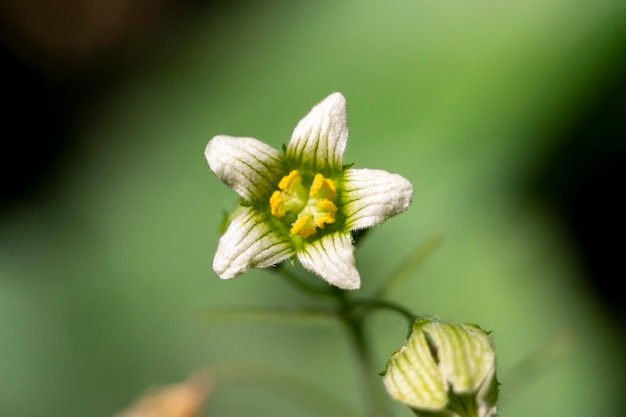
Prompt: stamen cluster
<box><xmin>270</xmin><ymin>170</ymin><xmax>338</xmax><ymax>238</ymax></box>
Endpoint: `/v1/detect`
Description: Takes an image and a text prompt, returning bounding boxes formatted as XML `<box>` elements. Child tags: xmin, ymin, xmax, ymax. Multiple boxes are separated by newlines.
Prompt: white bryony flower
<box><xmin>205</xmin><ymin>92</ymin><xmax>413</xmax><ymax>290</ymax></box>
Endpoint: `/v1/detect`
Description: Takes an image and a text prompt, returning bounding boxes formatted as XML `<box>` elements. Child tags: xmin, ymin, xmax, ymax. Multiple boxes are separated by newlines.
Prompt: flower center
<box><xmin>269</xmin><ymin>170</ymin><xmax>338</xmax><ymax>238</ymax></box>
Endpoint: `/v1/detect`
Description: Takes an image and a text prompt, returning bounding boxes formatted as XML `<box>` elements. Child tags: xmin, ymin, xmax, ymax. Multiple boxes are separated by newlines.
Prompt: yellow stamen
<box><xmin>315</xmin><ymin>215</ymin><xmax>335</xmax><ymax>228</ymax></box>
<box><xmin>290</xmin><ymin>215</ymin><xmax>317</xmax><ymax>238</ymax></box>
<box><xmin>309</xmin><ymin>173</ymin><xmax>337</xmax><ymax>200</ymax></box>
<box><xmin>314</xmin><ymin>199</ymin><xmax>337</xmax><ymax>228</ymax></box>
<box><xmin>270</xmin><ymin>171</ymin><xmax>339</xmax><ymax>238</ymax></box>
<box><xmin>278</xmin><ymin>170</ymin><xmax>302</xmax><ymax>190</ymax></box>
<box><xmin>269</xmin><ymin>190</ymin><xmax>285</xmax><ymax>218</ymax></box>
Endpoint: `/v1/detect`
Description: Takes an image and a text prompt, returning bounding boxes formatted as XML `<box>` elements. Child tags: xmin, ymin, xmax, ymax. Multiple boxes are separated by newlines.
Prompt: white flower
<box><xmin>205</xmin><ymin>93</ymin><xmax>413</xmax><ymax>290</ymax></box>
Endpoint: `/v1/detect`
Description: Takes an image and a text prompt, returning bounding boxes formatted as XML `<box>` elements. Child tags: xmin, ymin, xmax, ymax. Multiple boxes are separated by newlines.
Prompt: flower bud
<box><xmin>382</xmin><ymin>319</ymin><xmax>498</xmax><ymax>417</ymax></box>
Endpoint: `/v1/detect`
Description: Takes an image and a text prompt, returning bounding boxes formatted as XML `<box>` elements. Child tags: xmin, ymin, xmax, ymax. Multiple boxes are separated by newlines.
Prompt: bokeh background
<box><xmin>1</xmin><ymin>1</ymin><xmax>625</xmax><ymax>416</ymax></box>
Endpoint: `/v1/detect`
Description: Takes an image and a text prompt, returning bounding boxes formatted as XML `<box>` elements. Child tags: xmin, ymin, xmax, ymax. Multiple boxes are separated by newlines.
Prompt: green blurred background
<box><xmin>1</xmin><ymin>1</ymin><xmax>625</xmax><ymax>416</ymax></box>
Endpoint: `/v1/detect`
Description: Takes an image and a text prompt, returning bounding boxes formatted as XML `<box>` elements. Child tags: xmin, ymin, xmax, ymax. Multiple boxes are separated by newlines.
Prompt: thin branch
<box><xmin>500</xmin><ymin>329</ymin><xmax>576</xmax><ymax>404</ymax></box>
<box><xmin>375</xmin><ymin>232</ymin><xmax>444</xmax><ymax>298</ymax></box>
<box><xmin>272</xmin><ymin>264</ymin><xmax>335</xmax><ymax>298</ymax></box>
<box><xmin>198</xmin><ymin>306</ymin><xmax>338</xmax><ymax>325</ymax></box>
<box><xmin>334</xmin><ymin>289</ymin><xmax>393</xmax><ymax>417</ymax></box>
<box><xmin>351</xmin><ymin>298</ymin><xmax>417</xmax><ymax>325</ymax></box>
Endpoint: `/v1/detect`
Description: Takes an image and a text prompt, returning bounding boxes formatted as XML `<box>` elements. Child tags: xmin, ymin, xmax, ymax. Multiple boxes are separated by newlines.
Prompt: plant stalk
<box><xmin>336</xmin><ymin>289</ymin><xmax>392</xmax><ymax>417</ymax></box>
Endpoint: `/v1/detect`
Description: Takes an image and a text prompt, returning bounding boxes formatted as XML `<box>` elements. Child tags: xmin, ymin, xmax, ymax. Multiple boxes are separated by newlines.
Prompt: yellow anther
<box><xmin>290</xmin><ymin>215</ymin><xmax>317</xmax><ymax>238</ymax></box>
<box><xmin>278</xmin><ymin>170</ymin><xmax>302</xmax><ymax>191</ymax></box>
<box><xmin>314</xmin><ymin>199</ymin><xmax>337</xmax><ymax>228</ymax></box>
<box><xmin>316</xmin><ymin>199</ymin><xmax>337</xmax><ymax>212</ymax></box>
<box><xmin>270</xmin><ymin>190</ymin><xmax>285</xmax><ymax>218</ymax></box>
<box><xmin>315</xmin><ymin>215</ymin><xmax>335</xmax><ymax>228</ymax></box>
<box><xmin>310</xmin><ymin>174</ymin><xmax>337</xmax><ymax>200</ymax></box>
<box><xmin>271</xmin><ymin>171</ymin><xmax>338</xmax><ymax>238</ymax></box>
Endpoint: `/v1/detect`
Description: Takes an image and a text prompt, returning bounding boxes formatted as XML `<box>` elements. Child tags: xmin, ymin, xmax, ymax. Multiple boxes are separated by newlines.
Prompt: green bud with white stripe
<box><xmin>382</xmin><ymin>319</ymin><xmax>498</xmax><ymax>417</ymax></box>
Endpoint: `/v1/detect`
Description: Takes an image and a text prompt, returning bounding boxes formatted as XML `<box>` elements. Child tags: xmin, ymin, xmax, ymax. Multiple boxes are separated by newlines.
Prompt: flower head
<box><xmin>205</xmin><ymin>93</ymin><xmax>413</xmax><ymax>289</ymax></box>
<box><xmin>382</xmin><ymin>319</ymin><xmax>499</xmax><ymax>417</ymax></box>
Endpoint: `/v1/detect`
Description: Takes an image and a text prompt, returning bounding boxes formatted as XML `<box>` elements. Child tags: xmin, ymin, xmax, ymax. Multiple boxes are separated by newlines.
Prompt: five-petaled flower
<box><xmin>205</xmin><ymin>92</ymin><xmax>413</xmax><ymax>289</ymax></box>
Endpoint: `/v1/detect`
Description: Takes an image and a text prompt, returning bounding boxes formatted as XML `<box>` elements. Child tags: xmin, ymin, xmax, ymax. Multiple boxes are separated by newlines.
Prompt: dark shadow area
<box><xmin>526</xmin><ymin>60</ymin><xmax>626</xmax><ymax>335</ymax></box>
<box><xmin>1</xmin><ymin>41</ymin><xmax>93</xmax><ymax>209</ymax></box>
<box><xmin>524</xmin><ymin>51</ymin><xmax>626</xmax><ymax>414</ymax></box>
<box><xmin>0</xmin><ymin>0</ymin><xmax>245</xmax><ymax>213</ymax></box>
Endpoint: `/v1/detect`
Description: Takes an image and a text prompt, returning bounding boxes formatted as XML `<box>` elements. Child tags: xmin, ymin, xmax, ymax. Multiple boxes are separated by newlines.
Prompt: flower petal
<box><xmin>424</xmin><ymin>322</ymin><xmax>496</xmax><ymax>394</ymax></box>
<box><xmin>297</xmin><ymin>231</ymin><xmax>360</xmax><ymax>289</ymax></box>
<box><xmin>342</xmin><ymin>168</ymin><xmax>414</xmax><ymax>230</ymax></box>
<box><xmin>382</xmin><ymin>325</ymin><xmax>448</xmax><ymax>410</ymax></box>
<box><xmin>205</xmin><ymin>135</ymin><xmax>283</xmax><ymax>202</ymax></box>
<box><xmin>213</xmin><ymin>207</ymin><xmax>293</xmax><ymax>279</ymax></box>
<box><xmin>286</xmin><ymin>92</ymin><xmax>348</xmax><ymax>173</ymax></box>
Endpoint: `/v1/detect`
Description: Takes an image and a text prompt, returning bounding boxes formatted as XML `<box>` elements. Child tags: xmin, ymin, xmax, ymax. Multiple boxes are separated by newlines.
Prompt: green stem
<box><xmin>273</xmin><ymin>266</ymin><xmax>418</xmax><ymax>417</ymax></box>
<box><xmin>335</xmin><ymin>289</ymin><xmax>392</xmax><ymax>417</ymax></box>
<box><xmin>273</xmin><ymin>264</ymin><xmax>334</xmax><ymax>297</ymax></box>
<box><xmin>351</xmin><ymin>299</ymin><xmax>416</xmax><ymax>324</ymax></box>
